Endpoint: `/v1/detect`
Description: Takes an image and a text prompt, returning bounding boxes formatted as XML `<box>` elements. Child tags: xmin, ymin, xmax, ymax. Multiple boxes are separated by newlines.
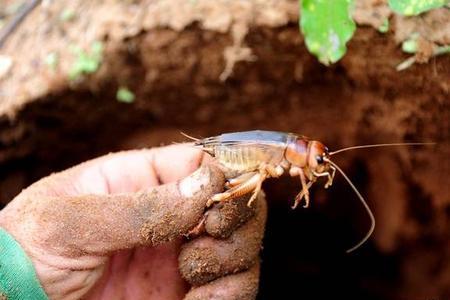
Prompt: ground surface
<box><xmin>0</xmin><ymin>1</ymin><xmax>449</xmax><ymax>299</ymax></box>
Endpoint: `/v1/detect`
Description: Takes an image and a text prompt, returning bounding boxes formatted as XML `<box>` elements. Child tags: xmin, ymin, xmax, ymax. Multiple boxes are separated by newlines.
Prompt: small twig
<box><xmin>0</xmin><ymin>0</ymin><xmax>42</xmax><ymax>49</ymax></box>
<box><xmin>396</xmin><ymin>56</ymin><xmax>416</xmax><ymax>71</ymax></box>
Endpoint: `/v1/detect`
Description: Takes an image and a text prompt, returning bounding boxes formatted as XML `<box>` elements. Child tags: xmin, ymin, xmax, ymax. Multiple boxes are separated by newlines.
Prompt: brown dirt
<box><xmin>0</xmin><ymin>0</ymin><xmax>449</xmax><ymax>299</ymax></box>
<box><xmin>205</xmin><ymin>193</ymin><xmax>257</xmax><ymax>239</ymax></box>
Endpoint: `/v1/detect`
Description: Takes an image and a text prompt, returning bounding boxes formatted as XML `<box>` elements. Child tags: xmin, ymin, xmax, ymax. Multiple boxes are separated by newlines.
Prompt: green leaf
<box><xmin>377</xmin><ymin>18</ymin><xmax>390</xmax><ymax>33</ymax></box>
<box><xmin>69</xmin><ymin>41</ymin><xmax>103</xmax><ymax>80</ymax></box>
<box><xmin>60</xmin><ymin>9</ymin><xmax>76</xmax><ymax>22</ymax></box>
<box><xmin>401</xmin><ymin>33</ymin><xmax>420</xmax><ymax>53</ymax></box>
<box><xmin>300</xmin><ymin>0</ymin><xmax>356</xmax><ymax>65</ymax></box>
<box><xmin>116</xmin><ymin>87</ymin><xmax>135</xmax><ymax>103</ymax></box>
<box><xmin>402</xmin><ymin>39</ymin><xmax>417</xmax><ymax>53</ymax></box>
<box><xmin>388</xmin><ymin>0</ymin><xmax>449</xmax><ymax>16</ymax></box>
<box><xmin>91</xmin><ymin>41</ymin><xmax>104</xmax><ymax>58</ymax></box>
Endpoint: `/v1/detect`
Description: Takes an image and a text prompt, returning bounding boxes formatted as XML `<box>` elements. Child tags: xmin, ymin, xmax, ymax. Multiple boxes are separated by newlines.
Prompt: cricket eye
<box><xmin>316</xmin><ymin>155</ymin><xmax>324</xmax><ymax>164</ymax></box>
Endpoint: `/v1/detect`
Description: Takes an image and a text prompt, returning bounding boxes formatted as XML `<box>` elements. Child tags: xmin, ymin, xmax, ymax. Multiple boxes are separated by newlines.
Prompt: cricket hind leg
<box><xmin>246</xmin><ymin>164</ymin><xmax>283</xmax><ymax>207</ymax></box>
<box><xmin>207</xmin><ymin>170</ymin><xmax>267</xmax><ymax>208</ymax></box>
<box><xmin>185</xmin><ymin>212</ymin><xmax>208</xmax><ymax>238</ymax></box>
<box><xmin>225</xmin><ymin>172</ymin><xmax>256</xmax><ymax>188</ymax></box>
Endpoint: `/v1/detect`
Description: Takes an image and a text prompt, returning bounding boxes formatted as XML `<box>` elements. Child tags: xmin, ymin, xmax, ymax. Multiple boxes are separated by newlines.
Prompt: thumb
<box><xmin>3</xmin><ymin>165</ymin><xmax>224</xmax><ymax>257</ymax></box>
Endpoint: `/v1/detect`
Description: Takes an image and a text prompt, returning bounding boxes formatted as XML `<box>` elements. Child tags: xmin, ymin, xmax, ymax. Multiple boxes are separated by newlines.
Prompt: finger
<box><xmin>7</xmin><ymin>165</ymin><xmax>225</xmax><ymax>256</ymax></box>
<box><xmin>204</xmin><ymin>194</ymin><xmax>256</xmax><ymax>239</ymax></box>
<box><xmin>25</xmin><ymin>144</ymin><xmax>204</xmax><ymax>197</ymax></box>
<box><xmin>183</xmin><ymin>263</ymin><xmax>260</xmax><ymax>300</ymax></box>
<box><xmin>179</xmin><ymin>193</ymin><xmax>266</xmax><ymax>286</ymax></box>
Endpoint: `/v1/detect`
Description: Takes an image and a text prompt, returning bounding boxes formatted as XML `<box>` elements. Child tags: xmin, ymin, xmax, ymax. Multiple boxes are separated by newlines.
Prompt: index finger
<box><xmin>27</xmin><ymin>144</ymin><xmax>204</xmax><ymax>197</ymax></box>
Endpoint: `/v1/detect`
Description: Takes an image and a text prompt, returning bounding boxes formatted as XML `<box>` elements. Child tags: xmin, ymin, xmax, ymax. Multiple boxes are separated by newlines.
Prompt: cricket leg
<box><xmin>207</xmin><ymin>171</ymin><xmax>265</xmax><ymax>207</ymax></box>
<box><xmin>240</xmin><ymin>164</ymin><xmax>283</xmax><ymax>207</ymax></box>
<box><xmin>265</xmin><ymin>164</ymin><xmax>284</xmax><ymax>178</ymax></box>
<box><xmin>225</xmin><ymin>172</ymin><xmax>256</xmax><ymax>188</ymax></box>
<box><xmin>185</xmin><ymin>212</ymin><xmax>208</xmax><ymax>238</ymax></box>
<box><xmin>226</xmin><ymin>164</ymin><xmax>282</xmax><ymax>189</ymax></box>
<box><xmin>293</xmin><ymin>181</ymin><xmax>314</xmax><ymax>209</ymax></box>
<box><xmin>293</xmin><ymin>168</ymin><xmax>315</xmax><ymax>209</ymax></box>
<box><xmin>246</xmin><ymin>168</ymin><xmax>268</xmax><ymax>208</ymax></box>
<box><xmin>324</xmin><ymin>165</ymin><xmax>336</xmax><ymax>189</ymax></box>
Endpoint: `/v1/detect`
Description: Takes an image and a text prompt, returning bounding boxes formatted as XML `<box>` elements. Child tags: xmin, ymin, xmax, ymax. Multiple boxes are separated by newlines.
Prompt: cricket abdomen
<box><xmin>195</xmin><ymin>130</ymin><xmax>295</xmax><ymax>175</ymax></box>
<box><xmin>214</xmin><ymin>144</ymin><xmax>286</xmax><ymax>174</ymax></box>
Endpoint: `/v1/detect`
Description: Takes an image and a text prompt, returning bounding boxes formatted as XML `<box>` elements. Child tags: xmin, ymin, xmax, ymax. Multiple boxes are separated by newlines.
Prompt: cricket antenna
<box><xmin>329</xmin><ymin>142</ymin><xmax>435</xmax><ymax>156</ymax></box>
<box><xmin>324</xmin><ymin>158</ymin><xmax>375</xmax><ymax>253</ymax></box>
<box><xmin>180</xmin><ymin>132</ymin><xmax>201</xmax><ymax>142</ymax></box>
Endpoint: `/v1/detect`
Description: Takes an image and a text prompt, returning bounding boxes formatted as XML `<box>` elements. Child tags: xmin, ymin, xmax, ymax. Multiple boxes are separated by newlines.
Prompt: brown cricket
<box><xmin>183</xmin><ymin>130</ymin><xmax>433</xmax><ymax>253</ymax></box>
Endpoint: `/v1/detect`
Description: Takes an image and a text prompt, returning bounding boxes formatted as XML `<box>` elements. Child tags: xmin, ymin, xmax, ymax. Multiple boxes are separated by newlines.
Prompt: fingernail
<box><xmin>179</xmin><ymin>167</ymin><xmax>210</xmax><ymax>198</ymax></box>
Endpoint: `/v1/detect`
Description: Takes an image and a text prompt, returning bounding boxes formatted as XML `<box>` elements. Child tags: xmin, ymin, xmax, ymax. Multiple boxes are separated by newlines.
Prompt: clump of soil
<box><xmin>0</xmin><ymin>1</ymin><xmax>449</xmax><ymax>299</ymax></box>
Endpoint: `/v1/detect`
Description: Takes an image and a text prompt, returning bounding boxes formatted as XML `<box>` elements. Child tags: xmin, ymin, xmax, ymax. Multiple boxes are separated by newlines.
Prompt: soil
<box><xmin>0</xmin><ymin>0</ymin><xmax>449</xmax><ymax>299</ymax></box>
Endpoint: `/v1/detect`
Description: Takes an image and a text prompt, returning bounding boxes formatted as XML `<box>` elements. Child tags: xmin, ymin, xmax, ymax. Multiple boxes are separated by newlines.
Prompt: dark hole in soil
<box><xmin>258</xmin><ymin>158</ymin><xmax>395</xmax><ymax>299</ymax></box>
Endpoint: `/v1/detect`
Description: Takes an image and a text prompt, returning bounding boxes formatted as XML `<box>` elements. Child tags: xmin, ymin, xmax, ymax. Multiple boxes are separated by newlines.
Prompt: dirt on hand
<box><xmin>180</xmin><ymin>193</ymin><xmax>266</xmax><ymax>286</ymax></box>
<box><xmin>184</xmin><ymin>264</ymin><xmax>260</xmax><ymax>300</ymax></box>
<box><xmin>205</xmin><ymin>193</ymin><xmax>257</xmax><ymax>239</ymax></box>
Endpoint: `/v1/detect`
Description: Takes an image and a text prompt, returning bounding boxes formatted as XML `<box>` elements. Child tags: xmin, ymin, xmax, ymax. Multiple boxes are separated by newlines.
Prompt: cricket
<box><xmin>182</xmin><ymin>130</ymin><xmax>434</xmax><ymax>253</ymax></box>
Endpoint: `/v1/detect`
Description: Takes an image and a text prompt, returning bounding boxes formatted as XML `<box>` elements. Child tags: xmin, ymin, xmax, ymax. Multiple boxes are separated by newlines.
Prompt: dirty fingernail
<box><xmin>179</xmin><ymin>166</ymin><xmax>212</xmax><ymax>198</ymax></box>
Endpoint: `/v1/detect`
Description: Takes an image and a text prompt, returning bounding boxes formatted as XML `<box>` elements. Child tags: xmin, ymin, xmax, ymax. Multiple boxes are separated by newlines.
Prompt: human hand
<box><xmin>0</xmin><ymin>145</ymin><xmax>266</xmax><ymax>300</ymax></box>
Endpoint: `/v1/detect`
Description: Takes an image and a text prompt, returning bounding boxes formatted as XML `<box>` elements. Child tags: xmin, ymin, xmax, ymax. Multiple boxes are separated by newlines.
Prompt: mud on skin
<box><xmin>184</xmin><ymin>264</ymin><xmax>260</xmax><ymax>300</ymax></box>
<box><xmin>204</xmin><ymin>193</ymin><xmax>257</xmax><ymax>239</ymax></box>
<box><xmin>179</xmin><ymin>193</ymin><xmax>266</xmax><ymax>287</ymax></box>
<box><xmin>138</xmin><ymin>165</ymin><xmax>225</xmax><ymax>246</ymax></box>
